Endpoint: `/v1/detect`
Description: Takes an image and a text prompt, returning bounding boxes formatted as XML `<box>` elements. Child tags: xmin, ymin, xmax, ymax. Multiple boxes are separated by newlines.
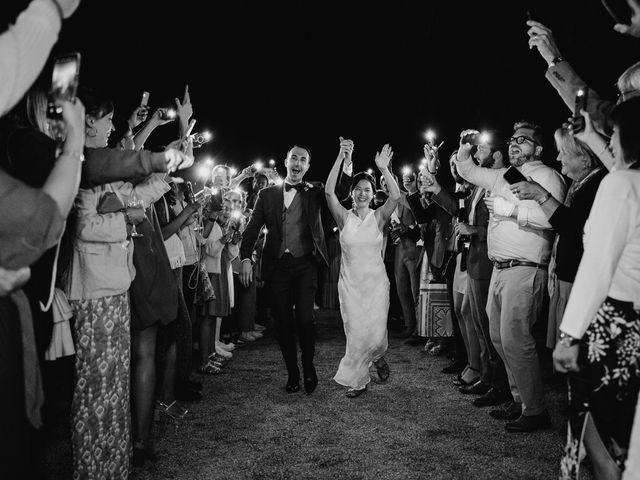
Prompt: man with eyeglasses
<box><xmin>454</xmin><ymin>121</ymin><xmax>566</xmax><ymax>433</ymax></box>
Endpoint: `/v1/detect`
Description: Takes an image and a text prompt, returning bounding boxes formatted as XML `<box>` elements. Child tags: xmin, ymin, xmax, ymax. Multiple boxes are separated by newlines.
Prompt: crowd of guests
<box><xmin>1</xmin><ymin>1</ymin><xmax>640</xmax><ymax>479</ymax></box>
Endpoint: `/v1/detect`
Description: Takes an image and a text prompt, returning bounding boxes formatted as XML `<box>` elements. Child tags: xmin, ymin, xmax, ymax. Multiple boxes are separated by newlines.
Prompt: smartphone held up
<box><xmin>47</xmin><ymin>53</ymin><xmax>81</xmax><ymax>121</ymax></box>
<box><xmin>571</xmin><ymin>88</ymin><xmax>589</xmax><ymax>134</ymax></box>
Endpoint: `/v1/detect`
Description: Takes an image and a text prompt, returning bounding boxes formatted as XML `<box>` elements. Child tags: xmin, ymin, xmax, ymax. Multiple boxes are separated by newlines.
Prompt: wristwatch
<box><xmin>558</xmin><ymin>331</ymin><xmax>580</xmax><ymax>347</ymax></box>
<box><xmin>548</xmin><ymin>56</ymin><xmax>565</xmax><ymax>68</ymax></box>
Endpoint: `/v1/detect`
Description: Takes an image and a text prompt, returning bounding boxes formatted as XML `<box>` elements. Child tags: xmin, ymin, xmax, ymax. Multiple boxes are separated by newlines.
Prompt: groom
<box><xmin>240</xmin><ymin>143</ymin><xmax>352</xmax><ymax>394</ymax></box>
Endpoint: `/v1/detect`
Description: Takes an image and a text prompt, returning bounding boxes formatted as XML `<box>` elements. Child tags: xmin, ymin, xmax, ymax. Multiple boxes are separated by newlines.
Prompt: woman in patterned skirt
<box><xmin>66</xmin><ymin>88</ymin><xmax>173</xmax><ymax>479</ymax></box>
<box><xmin>554</xmin><ymin>99</ymin><xmax>640</xmax><ymax>479</ymax></box>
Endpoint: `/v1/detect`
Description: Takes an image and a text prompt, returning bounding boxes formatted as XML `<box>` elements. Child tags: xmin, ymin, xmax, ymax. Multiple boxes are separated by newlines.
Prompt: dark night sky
<box><xmin>4</xmin><ymin>0</ymin><xmax>640</xmax><ymax>180</ymax></box>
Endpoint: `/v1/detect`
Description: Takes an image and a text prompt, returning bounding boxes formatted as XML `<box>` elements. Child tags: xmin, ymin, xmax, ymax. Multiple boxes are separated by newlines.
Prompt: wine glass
<box><xmin>128</xmin><ymin>194</ymin><xmax>144</xmax><ymax>238</ymax></box>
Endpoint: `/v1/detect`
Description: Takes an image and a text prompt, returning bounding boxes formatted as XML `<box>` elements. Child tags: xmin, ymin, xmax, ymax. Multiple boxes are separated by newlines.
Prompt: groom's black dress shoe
<box><xmin>285</xmin><ymin>379</ymin><xmax>300</xmax><ymax>393</ymax></box>
<box><xmin>303</xmin><ymin>370</ymin><xmax>318</xmax><ymax>394</ymax></box>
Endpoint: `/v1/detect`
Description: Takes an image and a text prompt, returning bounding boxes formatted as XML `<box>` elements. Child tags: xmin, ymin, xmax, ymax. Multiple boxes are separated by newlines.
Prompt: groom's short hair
<box><xmin>286</xmin><ymin>144</ymin><xmax>312</xmax><ymax>160</ymax></box>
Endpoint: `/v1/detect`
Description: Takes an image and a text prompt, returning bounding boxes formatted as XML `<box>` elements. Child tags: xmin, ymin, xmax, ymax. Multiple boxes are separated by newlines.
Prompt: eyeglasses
<box><xmin>616</xmin><ymin>89</ymin><xmax>640</xmax><ymax>105</ymax></box>
<box><xmin>508</xmin><ymin>135</ymin><xmax>539</xmax><ymax>146</ymax></box>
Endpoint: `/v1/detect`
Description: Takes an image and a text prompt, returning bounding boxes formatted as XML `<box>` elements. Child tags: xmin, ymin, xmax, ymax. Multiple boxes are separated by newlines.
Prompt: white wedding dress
<box><xmin>333</xmin><ymin>210</ymin><xmax>390</xmax><ymax>390</ymax></box>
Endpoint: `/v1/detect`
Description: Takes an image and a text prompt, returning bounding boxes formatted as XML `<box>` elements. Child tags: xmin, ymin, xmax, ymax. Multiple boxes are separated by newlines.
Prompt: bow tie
<box><xmin>285</xmin><ymin>182</ymin><xmax>304</xmax><ymax>192</ymax></box>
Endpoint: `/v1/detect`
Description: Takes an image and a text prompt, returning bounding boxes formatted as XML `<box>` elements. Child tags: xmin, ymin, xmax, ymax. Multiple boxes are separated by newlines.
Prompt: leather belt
<box><xmin>493</xmin><ymin>260</ymin><xmax>548</xmax><ymax>270</ymax></box>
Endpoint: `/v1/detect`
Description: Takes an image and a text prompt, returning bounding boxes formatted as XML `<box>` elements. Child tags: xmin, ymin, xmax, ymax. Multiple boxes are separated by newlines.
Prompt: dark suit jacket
<box><xmin>431</xmin><ymin>186</ymin><xmax>493</xmax><ymax>280</ymax></box>
<box><xmin>240</xmin><ymin>175</ymin><xmax>350</xmax><ymax>280</ymax></box>
<box><xmin>548</xmin><ymin>168</ymin><xmax>607</xmax><ymax>283</ymax></box>
<box><xmin>545</xmin><ymin>61</ymin><xmax>614</xmax><ymax>136</ymax></box>
<box><xmin>406</xmin><ymin>192</ymin><xmax>454</xmax><ymax>271</ymax></box>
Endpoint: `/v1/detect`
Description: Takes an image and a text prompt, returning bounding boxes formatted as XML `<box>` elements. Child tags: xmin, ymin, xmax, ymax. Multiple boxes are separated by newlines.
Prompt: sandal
<box><xmin>155</xmin><ymin>400</ymin><xmax>188</xmax><ymax>420</ymax></box>
<box><xmin>373</xmin><ymin>358</ymin><xmax>390</xmax><ymax>382</ymax></box>
<box><xmin>199</xmin><ymin>361</ymin><xmax>225</xmax><ymax>375</ymax></box>
<box><xmin>345</xmin><ymin>387</ymin><xmax>366</xmax><ymax>398</ymax></box>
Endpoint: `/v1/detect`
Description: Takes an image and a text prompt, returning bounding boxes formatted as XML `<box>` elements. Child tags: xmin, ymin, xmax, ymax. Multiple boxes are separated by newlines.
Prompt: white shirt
<box><xmin>454</xmin><ymin>157</ymin><xmax>567</xmax><ymax>264</ymax></box>
<box><xmin>283</xmin><ymin>160</ymin><xmax>353</xmax><ymax>209</ymax></box>
<box><xmin>283</xmin><ymin>183</ymin><xmax>298</xmax><ymax>209</ymax></box>
<box><xmin>560</xmin><ymin>169</ymin><xmax>640</xmax><ymax>339</ymax></box>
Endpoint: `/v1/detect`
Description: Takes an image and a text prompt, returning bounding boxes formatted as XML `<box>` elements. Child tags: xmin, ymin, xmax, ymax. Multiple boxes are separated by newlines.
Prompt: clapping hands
<box><xmin>374</xmin><ymin>144</ymin><xmax>394</xmax><ymax>170</ymax></box>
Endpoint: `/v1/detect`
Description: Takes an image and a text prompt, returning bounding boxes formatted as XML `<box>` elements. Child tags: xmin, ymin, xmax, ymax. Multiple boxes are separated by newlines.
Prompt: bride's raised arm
<box><xmin>374</xmin><ymin>144</ymin><xmax>401</xmax><ymax>228</ymax></box>
<box><xmin>325</xmin><ymin>137</ymin><xmax>353</xmax><ymax>230</ymax></box>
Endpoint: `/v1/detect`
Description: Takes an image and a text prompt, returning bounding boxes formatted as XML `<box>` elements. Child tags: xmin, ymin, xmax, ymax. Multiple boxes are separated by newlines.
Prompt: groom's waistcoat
<box><xmin>279</xmin><ymin>193</ymin><xmax>313</xmax><ymax>258</ymax></box>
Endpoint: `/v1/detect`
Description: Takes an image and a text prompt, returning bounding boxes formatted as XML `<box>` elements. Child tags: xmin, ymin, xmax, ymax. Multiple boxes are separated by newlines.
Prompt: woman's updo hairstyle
<box><xmin>350</xmin><ymin>171</ymin><xmax>376</xmax><ymax>193</ymax></box>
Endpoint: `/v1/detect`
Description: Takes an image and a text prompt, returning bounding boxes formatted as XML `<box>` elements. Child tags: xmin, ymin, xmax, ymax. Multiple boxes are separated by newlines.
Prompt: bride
<box><xmin>325</xmin><ymin>138</ymin><xmax>401</xmax><ymax>397</ymax></box>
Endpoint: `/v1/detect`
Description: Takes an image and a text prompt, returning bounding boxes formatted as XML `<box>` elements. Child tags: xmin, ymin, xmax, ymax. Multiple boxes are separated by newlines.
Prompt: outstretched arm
<box><xmin>527</xmin><ymin>20</ymin><xmax>613</xmax><ymax>135</ymax></box>
<box><xmin>325</xmin><ymin>137</ymin><xmax>352</xmax><ymax>229</ymax></box>
<box><xmin>374</xmin><ymin>144</ymin><xmax>401</xmax><ymax>228</ymax></box>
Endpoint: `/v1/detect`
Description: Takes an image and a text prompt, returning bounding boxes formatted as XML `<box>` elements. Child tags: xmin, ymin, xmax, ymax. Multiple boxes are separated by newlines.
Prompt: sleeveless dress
<box><xmin>334</xmin><ymin>210</ymin><xmax>390</xmax><ymax>390</ymax></box>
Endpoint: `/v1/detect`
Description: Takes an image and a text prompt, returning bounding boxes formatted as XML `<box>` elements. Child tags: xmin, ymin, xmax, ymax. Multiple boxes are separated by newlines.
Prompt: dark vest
<box><xmin>279</xmin><ymin>192</ymin><xmax>313</xmax><ymax>258</ymax></box>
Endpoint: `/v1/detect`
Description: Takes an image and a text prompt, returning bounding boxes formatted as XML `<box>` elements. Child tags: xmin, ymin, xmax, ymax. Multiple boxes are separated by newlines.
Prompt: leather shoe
<box><xmin>285</xmin><ymin>378</ymin><xmax>300</xmax><ymax>393</ymax></box>
<box><xmin>505</xmin><ymin>411</ymin><xmax>552</xmax><ymax>432</ymax></box>
<box><xmin>303</xmin><ymin>367</ymin><xmax>318</xmax><ymax>394</ymax></box>
<box><xmin>458</xmin><ymin>379</ymin><xmax>491</xmax><ymax>395</ymax></box>
<box><xmin>489</xmin><ymin>401</ymin><xmax>522</xmax><ymax>420</ymax></box>
<box><xmin>472</xmin><ymin>387</ymin><xmax>512</xmax><ymax>407</ymax></box>
<box><xmin>441</xmin><ymin>362</ymin><xmax>465</xmax><ymax>374</ymax></box>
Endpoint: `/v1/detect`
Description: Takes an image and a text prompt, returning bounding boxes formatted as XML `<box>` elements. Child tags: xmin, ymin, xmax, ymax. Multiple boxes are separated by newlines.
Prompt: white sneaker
<box><xmin>216</xmin><ymin>341</ymin><xmax>235</xmax><ymax>352</ymax></box>
<box><xmin>254</xmin><ymin>324</ymin><xmax>266</xmax><ymax>332</ymax></box>
<box><xmin>249</xmin><ymin>331</ymin><xmax>263</xmax><ymax>339</ymax></box>
<box><xmin>215</xmin><ymin>346</ymin><xmax>233</xmax><ymax>358</ymax></box>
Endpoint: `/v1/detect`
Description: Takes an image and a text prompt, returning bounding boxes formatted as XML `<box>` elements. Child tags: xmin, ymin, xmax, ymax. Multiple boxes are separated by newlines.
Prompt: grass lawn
<box><xmin>129</xmin><ymin>309</ymin><xmax>571</xmax><ymax>480</ymax></box>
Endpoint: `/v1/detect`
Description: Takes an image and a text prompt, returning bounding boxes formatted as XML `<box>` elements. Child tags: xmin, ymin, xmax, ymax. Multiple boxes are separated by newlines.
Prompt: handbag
<box><xmin>193</xmin><ymin>260</ymin><xmax>216</xmax><ymax>305</ymax></box>
<box><xmin>416</xmin><ymin>251</ymin><xmax>453</xmax><ymax>338</ymax></box>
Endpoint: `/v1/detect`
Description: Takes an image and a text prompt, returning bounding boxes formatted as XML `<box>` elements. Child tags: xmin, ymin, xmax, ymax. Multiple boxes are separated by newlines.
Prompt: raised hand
<box><xmin>526</xmin><ymin>21</ymin><xmax>562</xmax><ymax>65</ymax></box>
<box><xmin>403</xmin><ymin>172</ymin><xmax>418</xmax><ymax>194</ymax></box>
<box><xmin>151</xmin><ymin>108</ymin><xmax>175</xmax><ymax>126</ymax></box>
<box><xmin>458</xmin><ymin>129</ymin><xmax>480</xmax><ymax>152</ymax></box>
<box><xmin>175</xmin><ymin>85</ymin><xmax>193</xmax><ymax>127</ymax></box>
<box><xmin>129</xmin><ymin>105</ymin><xmax>149</xmax><ymax>129</ymax></box>
<box><xmin>374</xmin><ymin>144</ymin><xmax>394</xmax><ymax>170</ymax></box>
<box><xmin>613</xmin><ymin>0</ymin><xmax>640</xmax><ymax>37</ymax></box>
<box><xmin>568</xmin><ymin>109</ymin><xmax>598</xmax><ymax>144</ymax></box>
<box><xmin>338</xmin><ymin>137</ymin><xmax>355</xmax><ymax>161</ymax></box>
<box><xmin>423</xmin><ymin>143</ymin><xmax>441</xmax><ymax>173</ymax></box>
<box><xmin>57</xmin><ymin>0</ymin><xmax>81</xmax><ymax>18</ymax></box>
<box><xmin>418</xmin><ymin>170</ymin><xmax>440</xmax><ymax>195</ymax></box>
<box><xmin>58</xmin><ymin>98</ymin><xmax>85</xmax><ymax>153</ymax></box>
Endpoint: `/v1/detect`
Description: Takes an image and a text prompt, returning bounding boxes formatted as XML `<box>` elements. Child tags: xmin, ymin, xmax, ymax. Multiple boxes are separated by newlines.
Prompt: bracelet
<box><xmin>61</xmin><ymin>150</ymin><xmax>85</xmax><ymax>162</ymax></box>
<box><xmin>49</xmin><ymin>0</ymin><xmax>64</xmax><ymax>21</ymax></box>
<box><xmin>537</xmin><ymin>192</ymin><xmax>551</xmax><ymax>205</ymax></box>
<box><xmin>558</xmin><ymin>331</ymin><xmax>580</xmax><ymax>347</ymax></box>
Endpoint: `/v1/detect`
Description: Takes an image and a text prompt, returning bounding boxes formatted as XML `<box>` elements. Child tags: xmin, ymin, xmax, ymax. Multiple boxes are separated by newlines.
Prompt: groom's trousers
<box><xmin>269</xmin><ymin>253</ymin><xmax>318</xmax><ymax>379</ymax></box>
